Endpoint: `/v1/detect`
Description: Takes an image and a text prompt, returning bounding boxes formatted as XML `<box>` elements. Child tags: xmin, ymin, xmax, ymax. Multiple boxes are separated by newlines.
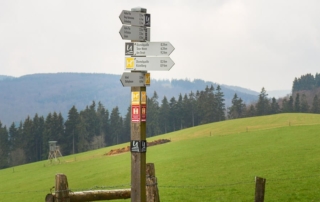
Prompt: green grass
<box><xmin>1</xmin><ymin>113</ymin><xmax>320</xmax><ymax>201</ymax></box>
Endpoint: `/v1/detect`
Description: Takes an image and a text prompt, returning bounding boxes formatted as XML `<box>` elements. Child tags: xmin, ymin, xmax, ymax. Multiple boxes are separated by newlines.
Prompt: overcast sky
<box><xmin>1</xmin><ymin>0</ymin><xmax>319</xmax><ymax>92</ymax></box>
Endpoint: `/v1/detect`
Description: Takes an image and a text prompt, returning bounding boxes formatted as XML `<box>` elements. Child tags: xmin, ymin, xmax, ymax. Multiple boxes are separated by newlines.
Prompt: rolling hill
<box><xmin>0</xmin><ymin>113</ymin><xmax>319</xmax><ymax>201</ymax></box>
<box><xmin>0</xmin><ymin>73</ymin><xmax>259</xmax><ymax>127</ymax></box>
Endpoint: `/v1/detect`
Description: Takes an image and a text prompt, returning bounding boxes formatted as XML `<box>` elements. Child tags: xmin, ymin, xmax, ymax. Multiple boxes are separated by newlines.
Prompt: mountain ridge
<box><xmin>0</xmin><ymin>73</ymin><xmax>259</xmax><ymax>127</ymax></box>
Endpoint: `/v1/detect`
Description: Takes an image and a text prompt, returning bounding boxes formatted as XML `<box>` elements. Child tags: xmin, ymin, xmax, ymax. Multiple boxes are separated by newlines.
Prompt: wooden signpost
<box><xmin>119</xmin><ymin>7</ymin><xmax>174</xmax><ymax>202</ymax></box>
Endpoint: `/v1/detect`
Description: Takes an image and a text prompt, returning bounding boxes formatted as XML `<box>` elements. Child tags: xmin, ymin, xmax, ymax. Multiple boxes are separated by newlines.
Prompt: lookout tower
<box><xmin>48</xmin><ymin>141</ymin><xmax>62</xmax><ymax>163</ymax></box>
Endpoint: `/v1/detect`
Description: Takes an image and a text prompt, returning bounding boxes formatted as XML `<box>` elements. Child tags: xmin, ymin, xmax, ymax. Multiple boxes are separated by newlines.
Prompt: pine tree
<box><xmin>0</xmin><ymin>122</ymin><xmax>9</xmax><ymax>169</ymax></box>
<box><xmin>176</xmin><ymin>94</ymin><xmax>185</xmax><ymax>129</ymax></box>
<box><xmin>109</xmin><ymin>106</ymin><xmax>123</xmax><ymax>145</ymax></box>
<box><xmin>122</xmin><ymin>106</ymin><xmax>131</xmax><ymax>143</ymax></box>
<box><xmin>270</xmin><ymin>97</ymin><xmax>280</xmax><ymax>114</ymax></box>
<box><xmin>294</xmin><ymin>93</ymin><xmax>301</xmax><ymax>112</ymax></box>
<box><xmin>147</xmin><ymin>91</ymin><xmax>160</xmax><ymax>137</ymax></box>
<box><xmin>256</xmin><ymin>87</ymin><xmax>270</xmax><ymax>116</ymax></box>
<box><xmin>64</xmin><ymin>106</ymin><xmax>80</xmax><ymax>154</ymax></box>
<box><xmin>32</xmin><ymin>114</ymin><xmax>45</xmax><ymax>161</ymax></box>
<box><xmin>22</xmin><ymin>116</ymin><xmax>34</xmax><ymax>163</ymax></box>
<box><xmin>215</xmin><ymin>85</ymin><xmax>226</xmax><ymax>121</ymax></box>
<box><xmin>188</xmin><ymin>91</ymin><xmax>197</xmax><ymax>127</ymax></box>
<box><xmin>228</xmin><ymin>94</ymin><xmax>246</xmax><ymax>119</ymax></box>
<box><xmin>97</xmin><ymin>102</ymin><xmax>109</xmax><ymax>147</ymax></box>
<box><xmin>311</xmin><ymin>95</ymin><xmax>320</xmax><ymax>113</ymax></box>
<box><xmin>169</xmin><ymin>97</ymin><xmax>177</xmax><ymax>131</ymax></box>
<box><xmin>300</xmin><ymin>94</ymin><xmax>309</xmax><ymax>113</ymax></box>
<box><xmin>159</xmin><ymin>96</ymin><xmax>170</xmax><ymax>134</ymax></box>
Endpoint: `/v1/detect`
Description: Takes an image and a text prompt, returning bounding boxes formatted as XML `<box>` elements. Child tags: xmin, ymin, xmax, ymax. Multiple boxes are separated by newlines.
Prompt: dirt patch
<box><xmin>105</xmin><ymin>139</ymin><xmax>171</xmax><ymax>156</ymax></box>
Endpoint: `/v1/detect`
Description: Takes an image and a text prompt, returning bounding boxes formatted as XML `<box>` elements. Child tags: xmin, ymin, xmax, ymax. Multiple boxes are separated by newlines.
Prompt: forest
<box><xmin>1</xmin><ymin>73</ymin><xmax>320</xmax><ymax>169</ymax></box>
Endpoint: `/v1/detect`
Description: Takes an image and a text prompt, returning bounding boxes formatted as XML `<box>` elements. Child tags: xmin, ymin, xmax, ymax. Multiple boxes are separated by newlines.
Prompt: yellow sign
<box><xmin>132</xmin><ymin>92</ymin><xmax>140</xmax><ymax>104</ymax></box>
<box><xmin>126</xmin><ymin>57</ymin><xmax>135</xmax><ymax>69</ymax></box>
<box><xmin>141</xmin><ymin>92</ymin><xmax>147</xmax><ymax>104</ymax></box>
<box><xmin>145</xmin><ymin>73</ymin><xmax>150</xmax><ymax>85</ymax></box>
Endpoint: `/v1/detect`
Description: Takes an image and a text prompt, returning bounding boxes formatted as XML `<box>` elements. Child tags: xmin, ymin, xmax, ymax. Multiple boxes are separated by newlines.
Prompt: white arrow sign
<box><xmin>119</xmin><ymin>10</ymin><xmax>150</xmax><ymax>27</ymax></box>
<box><xmin>125</xmin><ymin>57</ymin><xmax>174</xmax><ymax>71</ymax></box>
<box><xmin>120</xmin><ymin>72</ymin><xmax>147</xmax><ymax>87</ymax></box>
<box><xmin>125</xmin><ymin>42</ymin><xmax>175</xmax><ymax>56</ymax></box>
<box><xmin>119</xmin><ymin>25</ymin><xmax>150</xmax><ymax>41</ymax></box>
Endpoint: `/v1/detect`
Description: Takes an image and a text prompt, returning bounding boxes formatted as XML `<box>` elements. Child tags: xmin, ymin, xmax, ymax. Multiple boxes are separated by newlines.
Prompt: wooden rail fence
<box><xmin>45</xmin><ymin>163</ymin><xmax>160</xmax><ymax>202</ymax></box>
<box><xmin>45</xmin><ymin>164</ymin><xmax>266</xmax><ymax>202</ymax></box>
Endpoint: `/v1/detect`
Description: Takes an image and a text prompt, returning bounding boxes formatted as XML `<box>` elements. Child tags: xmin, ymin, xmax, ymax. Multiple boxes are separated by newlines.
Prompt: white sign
<box><xmin>119</xmin><ymin>25</ymin><xmax>150</xmax><ymax>41</ymax></box>
<box><xmin>119</xmin><ymin>10</ymin><xmax>150</xmax><ymax>27</ymax></box>
<box><xmin>125</xmin><ymin>42</ymin><xmax>175</xmax><ymax>56</ymax></box>
<box><xmin>125</xmin><ymin>57</ymin><xmax>174</xmax><ymax>71</ymax></box>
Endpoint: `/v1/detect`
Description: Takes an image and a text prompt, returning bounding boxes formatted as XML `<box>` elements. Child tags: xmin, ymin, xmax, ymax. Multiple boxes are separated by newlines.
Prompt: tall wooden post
<box><xmin>55</xmin><ymin>174</ymin><xmax>70</xmax><ymax>202</ymax></box>
<box><xmin>128</xmin><ymin>7</ymin><xmax>148</xmax><ymax>202</ymax></box>
<box><xmin>146</xmin><ymin>163</ymin><xmax>160</xmax><ymax>202</ymax></box>
<box><xmin>131</xmin><ymin>86</ymin><xmax>147</xmax><ymax>202</ymax></box>
<box><xmin>255</xmin><ymin>176</ymin><xmax>266</xmax><ymax>202</ymax></box>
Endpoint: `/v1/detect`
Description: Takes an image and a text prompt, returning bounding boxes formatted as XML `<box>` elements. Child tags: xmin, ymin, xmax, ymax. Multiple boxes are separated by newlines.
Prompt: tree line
<box><xmin>292</xmin><ymin>73</ymin><xmax>320</xmax><ymax>91</ymax></box>
<box><xmin>0</xmin><ymin>85</ymin><xmax>226</xmax><ymax>169</ymax></box>
<box><xmin>1</xmin><ymin>73</ymin><xmax>320</xmax><ymax>169</ymax></box>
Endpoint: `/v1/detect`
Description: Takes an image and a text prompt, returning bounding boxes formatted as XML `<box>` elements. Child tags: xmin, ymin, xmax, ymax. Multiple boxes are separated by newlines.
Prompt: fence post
<box><xmin>45</xmin><ymin>194</ymin><xmax>54</xmax><ymax>202</ymax></box>
<box><xmin>55</xmin><ymin>173</ymin><xmax>70</xmax><ymax>202</ymax></box>
<box><xmin>255</xmin><ymin>176</ymin><xmax>266</xmax><ymax>202</ymax></box>
<box><xmin>146</xmin><ymin>163</ymin><xmax>160</xmax><ymax>202</ymax></box>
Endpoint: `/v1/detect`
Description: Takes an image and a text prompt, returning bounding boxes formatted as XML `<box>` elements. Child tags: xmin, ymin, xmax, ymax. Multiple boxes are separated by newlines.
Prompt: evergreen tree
<box><xmin>147</xmin><ymin>91</ymin><xmax>160</xmax><ymax>137</ymax></box>
<box><xmin>315</xmin><ymin>73</ymin><xmax>320</xmax><ymax>87</ymax></box>
<box><xmin>246</xmin><ymin>105</ymin><xmax>256</xmax><ymax>117</ymax></box>
<box><xmin>32</xmin><ymin>114</ymin><xmax>45</xmax><ymax>161</ymax></box>
<box><xmin>169</xmin><ymin>97</ymin><xmax>178</xmax><ymax>131</ymax></box>
<box><xmin>188</xmin><ymin>91</ymin><xmax>197</xmax><ymax>127</ymax></box>
<box><xmin>64</xmin><ymin>105</ymin><xmax>80</xmax><ymax>154</ymax></box>
<box><xmin>215</xmin><ymin>85</ymin><xmax>226</xmax><ymax>121</ymax></box>
<box><xmin>294</xmin><ymin>93</ymin><xmax>301</xmax><ymax>112</ymax></box>
<box><xmin>282</xmin><ymin>96</ymin><xmax>294</xmax><ymax>113</ymax></box>
<box><xmin>311</xmin><ymin>95</ymin><xmax>320</xmax><ymax>113</ymax></box>
<box><xmin>228</xmin><ymin>94</ymin><xmax>246</xmax><ymax>119</ymax></box>
<box><xmin>256</xmin><ymin>87</ymin><xmax>270</xmax><ymax>116</ymax></box>
<box><xmin>159</xmin><ymin>96</ymin><xmax>170</xmax><ymax>134</ymax></box>
<box><xmin>95</xmin><ymin>102</ymin><xmax>108</xmax><ymax>148</ymax></box>
<box><xmin>270</xmin><ymin>97</ymin><xmax>280</xmax><ymax>114</ymax></box>
<box><xmin>109</xmin><ymin>106</ymin><xmax>123</xmax><ymax>145</ymax></box>
<box><xmin>76</xmin><ymin>116</ymin><xmax>89</xmax><ymax>152</ymax></box>
<box><xmin>22</xmin><ymin>116</ymin><xmax>35</xmax><ymax>163</ymax></box>
<box><xmin>182</xmin><ymin>93</ymin><xmax>192</xmax><ymax>128</ymax></box>
<box><xmin>0</xmin><ymin>122</ymin><xmax>9</xmax><ymax>169</ymax></box>
<box><xmin>122</xmin><ymin>106</ymin><xmax>131</xmax><ymax>143</ymax></box>
<box><xmin>176</xmin><ymin>94</ymin><xmax>185</xmax><ymax>129</ymax></box>
<box><xmin>42</xmin><ymin>113</ymin><xmax>53</xmax><ymax>159</ymax></box>
<box><xmin>300</xmin><ymin>94</ymin><xmax>309</xmax><ymax>113</ymax></box>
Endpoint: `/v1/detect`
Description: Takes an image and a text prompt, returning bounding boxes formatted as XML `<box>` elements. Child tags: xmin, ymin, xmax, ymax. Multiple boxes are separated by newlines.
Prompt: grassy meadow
<box><xmin>1</xmin><ymin>113</ymin><xmax>320</xmax><ymax>201</ymax></box>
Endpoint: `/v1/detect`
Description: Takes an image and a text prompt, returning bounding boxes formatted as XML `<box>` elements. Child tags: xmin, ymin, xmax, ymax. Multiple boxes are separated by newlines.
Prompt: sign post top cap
<box><xmin>131</xmin><ymin>7</ymin><xmax>147</xmax><ymax>13</ymax></box>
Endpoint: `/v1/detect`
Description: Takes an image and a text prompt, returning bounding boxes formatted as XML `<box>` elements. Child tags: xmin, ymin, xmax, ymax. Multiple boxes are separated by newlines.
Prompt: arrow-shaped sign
<box><xmin>125</xmin><ymin>57</ymin><xmax>174</xmax><ymax>71</ymax></box>
<box><xmin>119</xmin><ymin>25</ymin><xmax>150</xmax><ymax>41</ymax></box>
<box><xmin>119</xmin><ymin>10</ymin><xmax>150</xmax><ymax>27</ymax></box>
<box><xmin>120</xmin><ymin>72</ymin><xmax>148</xmax><ymax>87</ymax></box>
<box><xmin>125</xmin><ymin>42</ymin><xmax>175</xmax><ymax>56</ymax></box>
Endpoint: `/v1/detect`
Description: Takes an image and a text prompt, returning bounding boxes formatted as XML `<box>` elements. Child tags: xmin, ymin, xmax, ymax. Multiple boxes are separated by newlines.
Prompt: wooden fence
<box><xmin>45</xmin><ymin>163</ymin><xmax>160</xmax><ymax>202</ymax></box>
<box><xmin>45</xmin><ymin>163</ymin><xmax>267</xmax><ymax>202</ymax></box>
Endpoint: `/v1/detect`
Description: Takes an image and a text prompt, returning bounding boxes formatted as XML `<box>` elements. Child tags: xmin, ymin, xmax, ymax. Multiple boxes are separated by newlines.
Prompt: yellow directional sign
<box><xmin>132</xmin><ymin>92</ymin><xmax>140</xmax><ymax>104</ymax></box>
<box><xmin>126</xmin><ymin>57</ymin><xmax>135</xmax><ymax>69</ymax></box>
<box><xmin>145</xmin><ymin>73</ymin><xmax>150</xmax><ymax>86</ymax></box>
<box><xmin>141</xmin><ymin>92</ymin><xmax>147</xmax><ymax>104</ymax></box>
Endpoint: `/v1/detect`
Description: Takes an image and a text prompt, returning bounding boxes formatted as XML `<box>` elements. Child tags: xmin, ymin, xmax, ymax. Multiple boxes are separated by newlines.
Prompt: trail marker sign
<box><xmin>119</xmin><ymin>25</ymin><xmax>150</xmax><ymax>41</ymax></box>
<box><xmin>120</xmin><ymin>72</ymin><xmax>147</xmax><ymax>87</ymax></box>
<box><xmin>125</xmin><ymin>57</ymin><xmax>174</xmax><ymax>71</ymax></box>
<box><xmin>119</xmin><ymin>10</ymin><xmax>150</xmax><ymax>27</ymax></box>
<box><xmin>125</xmin><ymin>42</ymin><xmax>174</xmax><ymax>56</ymax></box>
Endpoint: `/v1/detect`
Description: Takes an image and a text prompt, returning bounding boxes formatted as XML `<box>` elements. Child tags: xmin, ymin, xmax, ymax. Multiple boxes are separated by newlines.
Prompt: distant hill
<box><xmin>0</xmin><ymin>73</ymin><xmax>258</xmax><ymax>126</ymax></box>
<box><xmin>0</xmin><ymin>75</ymin><xmax>14</xmax><ymax>81</ymax></box>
